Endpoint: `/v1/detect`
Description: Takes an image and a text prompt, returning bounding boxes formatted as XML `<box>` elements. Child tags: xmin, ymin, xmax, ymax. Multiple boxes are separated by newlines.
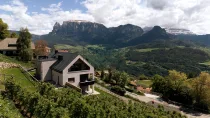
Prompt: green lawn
<box><xmin>95</xmin><ymin>87</ymin><xmax>117</xmax><ymax>98</ymax></box>
<box><xmin>200</xmin><ymin>61</ymin><xmax>210</xmax><ymax>66</ymax></box>
<box><xmin>54</xmin><ymin>44</ymin><xmax>106</xmax><ymax>54</ymax></box>
<box><xmin>0</xmin><ymin>68</ymin><xmax>37</xmax><ymax>92</ymax></box>
<box><xmin>136</xmin><ymin>80</ymin><xmax>153</xmax><ymax>88</ymax></box>
<box><xmin>198</xmin><ymin>47</ymin><xmax>210</xmax><ymax>56</ymax></box>
<box><xmin>0</xmin><ymin>95</ymin><xmax>23</xmax><ymax>118</ymax></box>
<box><xmin>54</xmin><ymin>44</ymin><xmax>84</xmax><ymax>53</ymax></box>
<box><xmin>135</xmin><ymin>48</ymin><xmax>160</xmax><ymax>52</ymax></box>
<box><xmin>0</xmin><ymin>54</ymin><xmax>35</xmax><ymax>90</ymax></box>
<box><xmin>86</xmin><ymin>45</ymin><xmax>105</xmax><ymax>50</ymax></box>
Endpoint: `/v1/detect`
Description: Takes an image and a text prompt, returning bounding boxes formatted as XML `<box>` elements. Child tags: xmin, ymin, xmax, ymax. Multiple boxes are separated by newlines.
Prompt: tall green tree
<box><xmin>10</xmin><ymin>32</ymin><xmax>18</xmax><ymax>38</ymax></box>
<box><xmin>112</xmin><ymin>71</ymin><xmax>129</xmax><ymax>87</ymax></box>
<box><xmin>193</xmin><ymin>72</ymin><xmax>210</xmax><ymax>106</ymax></box>
<box><xmin>0</xmin><ymin>18</ymin><xmax>10</xmax><ymax>40</ymax></box>
<box><xmin>17</xmin><ymin>28</ymin><xmax>32</xmax><ymax>61</ymax></box>
<box><xmin>151</xmin><ymin>74</ymin><xmax>167</xmax><ymax>93</ymax></box>
<box><xmin>168</xmin><ymin>70</ymin><xmax>187</xmax><ymax>92</ymax></box>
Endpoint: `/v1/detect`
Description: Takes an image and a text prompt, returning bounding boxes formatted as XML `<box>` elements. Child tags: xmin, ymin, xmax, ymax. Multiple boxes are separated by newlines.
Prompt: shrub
<box><xmin>125</xmin><ymin>86</ymin><xmax>134</xmax><ymax>92</ymax></box>
<box><xmin>110</xmin><ymin>86</ymin><xmax>126</xmax><ymax>96</ymax></box>
<box><xmin>138</xmin><ymin>74</ymin><xmax>149</xmax><ymax>80</ymax></box>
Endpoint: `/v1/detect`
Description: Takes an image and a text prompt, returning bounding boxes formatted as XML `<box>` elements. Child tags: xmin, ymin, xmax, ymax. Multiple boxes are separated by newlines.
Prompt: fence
<box><xmin>18</xmin><ymin>64</ymin><xmax>39</xmax><ymax>86</ymax></box>
<box><xmin>66</xmin><ymin>82</ymin><xmax>82</xmax><ymax>92</ymax></box>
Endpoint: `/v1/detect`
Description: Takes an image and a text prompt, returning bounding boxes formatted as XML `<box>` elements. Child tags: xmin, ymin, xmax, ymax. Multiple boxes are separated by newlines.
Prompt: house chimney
<box><xmin>58</xmin><ymin>55</ymin><xmax>63</xmax><ymax>61</ymax></box>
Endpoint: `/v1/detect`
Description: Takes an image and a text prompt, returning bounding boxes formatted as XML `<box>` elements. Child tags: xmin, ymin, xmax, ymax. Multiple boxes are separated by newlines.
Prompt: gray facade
<box><xmin>36</xmin><ymin>53</ymin><xmax>95</xmax><ymax>94</ymax></box>
<box><xmin>36</xmin><ymin>59</ymin><xmax>56</xmax><ymax>81</ymax></box>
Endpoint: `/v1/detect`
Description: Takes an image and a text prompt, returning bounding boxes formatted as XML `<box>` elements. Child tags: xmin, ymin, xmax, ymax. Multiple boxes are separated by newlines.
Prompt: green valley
<box><xmin>54</xmin><ymin>42</ymin><xmax>210</xmax><ymax>77</ymax></box>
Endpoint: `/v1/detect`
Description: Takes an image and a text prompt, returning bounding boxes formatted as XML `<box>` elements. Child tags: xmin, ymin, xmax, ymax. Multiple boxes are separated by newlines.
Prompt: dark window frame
<box><xmin>68</xmin><ymin>78</ymin><xmax>75</xmax><ymax>83</ymax></box>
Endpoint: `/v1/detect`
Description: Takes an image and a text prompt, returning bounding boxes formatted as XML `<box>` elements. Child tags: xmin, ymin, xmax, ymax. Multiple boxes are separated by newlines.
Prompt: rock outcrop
<box><xmin>47</xmin><ymin>21</ymin><xmax>144</xmax><ymax>45</ymax></box>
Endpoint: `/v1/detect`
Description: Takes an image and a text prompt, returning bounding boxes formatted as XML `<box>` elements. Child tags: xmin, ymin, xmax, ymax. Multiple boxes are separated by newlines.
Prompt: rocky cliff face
<box><xmin>49</xmin><ymin>21</ymin><xmax>144</xmax><ymax>45</ymax></box>
<box><xmin>109</xmin><ymin>24</ymin><xmax>144</xmax><ymax>42</ymax></box>
<box><xmin>43</xmin><ymin>21</ymin><xmax>176</xmax><ymax>46</ymax></box>
<box><xmin>51</xmin><ymin>21</ymin><xmax>108</xmax><ymax>35</ymax></box>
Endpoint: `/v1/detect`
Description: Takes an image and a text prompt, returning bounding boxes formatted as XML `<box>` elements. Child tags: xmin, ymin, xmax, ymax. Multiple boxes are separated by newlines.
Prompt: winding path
<box><xmin>95</xmin><ymin>84</ymin><xmax>210</xmax><ymax>118</ymax></box>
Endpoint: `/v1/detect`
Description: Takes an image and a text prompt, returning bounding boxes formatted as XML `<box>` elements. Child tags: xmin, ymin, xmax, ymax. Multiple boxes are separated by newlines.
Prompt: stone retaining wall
<box><xmin>0</xmin><ymin>62</ymin><xmax>18</xmax><ymax>69</ymax></box>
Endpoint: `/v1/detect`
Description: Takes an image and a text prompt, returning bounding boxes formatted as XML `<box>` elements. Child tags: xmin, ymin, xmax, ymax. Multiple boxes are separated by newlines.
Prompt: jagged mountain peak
<box><xmin>128</xmin><ymin>26</ymin><xmax>171</xmax><ymax>45</ymax></box>
<box><xmin>110</xmin><ymin>24</ymin><xmax>143</xmax><ymax>34</ymax></box>
<box><xmin>143</xmin><ymin>26</ymin><xmax>168</xmax><ymax>37</ymax></box>
<box><xmin>143</xmin><ymin>26</ymin><xmax>195</xmax><ymax>35</ymax></box>
<box><xmin>54</xmin><ymin>22</ymin><xmax>61</xmax><ymax>26</ymax></box>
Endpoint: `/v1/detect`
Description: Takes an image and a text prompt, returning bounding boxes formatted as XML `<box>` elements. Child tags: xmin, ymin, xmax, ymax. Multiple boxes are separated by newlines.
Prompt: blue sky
<box><xmin>0</xmin><ymin>0</ymin><xmax>209</xmax><ymax>35</ymax></box>
<box><xmin>0</xmin><ymin>0</ymin><xmax>86</xmax><ymax>13</ymax></box>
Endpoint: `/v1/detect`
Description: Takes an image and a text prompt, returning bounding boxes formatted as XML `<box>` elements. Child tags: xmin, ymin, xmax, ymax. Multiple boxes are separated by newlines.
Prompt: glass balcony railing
<box><xmin>80</xmin><ymin>80</ymin><xmax>95</xmax><ymax>86</ymax></box>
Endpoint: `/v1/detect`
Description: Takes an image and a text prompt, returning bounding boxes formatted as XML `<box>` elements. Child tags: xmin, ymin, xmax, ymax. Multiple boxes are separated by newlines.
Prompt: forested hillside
<box><xmin>54</xmin><ymin>41</ymin><xmax>210</xmax><ymax>77</ymax></box>
<box><xmin>177</xmin><ymin>34</ymin><xmax>210</xmax><ymax>46</ymax></box>
<box><xmin>126</xmin><ymin>47</ymin><xmax>210</xmax><ymax>76</ymax></box>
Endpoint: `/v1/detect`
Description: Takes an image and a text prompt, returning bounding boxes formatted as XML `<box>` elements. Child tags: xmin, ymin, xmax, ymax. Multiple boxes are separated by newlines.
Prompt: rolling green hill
<box><xmin>54</xmin><ymin>42</ymin><xmax>210</xmax><ymax>77</ymax></box>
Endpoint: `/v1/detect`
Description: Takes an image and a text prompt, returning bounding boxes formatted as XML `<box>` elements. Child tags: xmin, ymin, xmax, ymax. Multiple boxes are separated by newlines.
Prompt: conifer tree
<box><xmin>17</xmin><ymin>28</ymin><xmax>32</xmax><ymax>61</ymax></box>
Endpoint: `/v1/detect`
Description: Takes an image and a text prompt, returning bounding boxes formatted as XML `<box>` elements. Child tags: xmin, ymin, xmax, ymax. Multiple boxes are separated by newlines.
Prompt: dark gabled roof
<box><xmin>38</xmin><ymin>58</ymin><xmax>56</xmax><ymax>62</ymax></box>
<box><xmin>50</xmin><ymin>53</ymin><xmax>78</xmax><ymax>73</ymax></box>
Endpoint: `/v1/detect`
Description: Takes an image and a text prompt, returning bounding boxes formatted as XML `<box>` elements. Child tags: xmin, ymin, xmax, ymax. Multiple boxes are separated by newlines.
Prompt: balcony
<box><xmin>80</xmin><ymin>80</ymin><xmax>95</xmax><ymax>86</ymax></box>
<box><xmin>68</xmin><ymin>70</ymin><xmax>90</xmax><ymax>74</ymax></box>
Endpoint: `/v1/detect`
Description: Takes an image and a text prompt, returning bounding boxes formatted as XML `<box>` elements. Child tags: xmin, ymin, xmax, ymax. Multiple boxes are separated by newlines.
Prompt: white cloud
<box><xmin>0</xmin><ymin>0</ymin><xmax>94</xmax><ymax>35</ymax></box>
<box><xmin>82</xmin><ymin>0</ymin><xmax>210</xmax><ymax>34</ymax></box>
<box><xmin>0</xmin><ymin>0</ymin><xmax>210</xmax><ymax>35</ymax></box>
<box><xmin>147</xmin><ymin>0</ymin><xmax>170</xmax><ymax>10</ymax></box>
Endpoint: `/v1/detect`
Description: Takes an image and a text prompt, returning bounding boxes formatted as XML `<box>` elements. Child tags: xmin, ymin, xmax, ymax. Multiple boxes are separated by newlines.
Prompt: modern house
<box><xmin>0</xmin><ymin>38</ymin><xmax>35</xmax><ymax>56</ymax></box>
<box><xmin>36</xmin><ymin>52</ymin><xmax>95</xmax><ymax>94</ymax></box>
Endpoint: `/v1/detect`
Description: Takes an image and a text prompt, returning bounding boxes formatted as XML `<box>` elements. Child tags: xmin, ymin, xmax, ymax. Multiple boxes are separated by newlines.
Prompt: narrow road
<box><xmin>95</xmin><ymin>84</ymin><xmax>210</xmax><ymax>118</ymax></box>
<box><xmin>125</xmin><ymin>91</ymin><xmax>154</xmax><ymax>103</ymax></box>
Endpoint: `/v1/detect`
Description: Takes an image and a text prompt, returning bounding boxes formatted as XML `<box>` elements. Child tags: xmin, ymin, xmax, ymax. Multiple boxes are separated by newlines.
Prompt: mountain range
<box><xmin>32</xmin><ymin>20</ymin><xmax>210</xmax><ymax>47</ymax></box>
<box><xmin>26</xmin><ymin>20</ymin><xmax>210</xmax><ymax>77</ymax></box>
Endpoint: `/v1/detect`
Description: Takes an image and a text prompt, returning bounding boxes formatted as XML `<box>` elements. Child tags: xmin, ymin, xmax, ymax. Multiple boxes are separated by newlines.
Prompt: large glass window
<box><xmin>68</xmin><ymin>59</ymin><xmax>90</xmax><ymax>72</ymax></box>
